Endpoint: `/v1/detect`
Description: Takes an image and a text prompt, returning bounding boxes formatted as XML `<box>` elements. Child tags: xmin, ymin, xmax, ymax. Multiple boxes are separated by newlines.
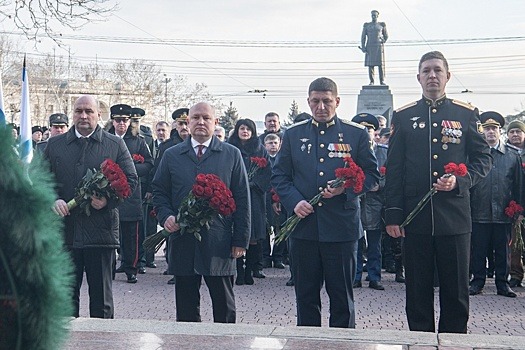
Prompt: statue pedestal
<box><xmin>356</xmin><ymin>85</ymin><xmax>393</xmax><ymax>123</ymax></box>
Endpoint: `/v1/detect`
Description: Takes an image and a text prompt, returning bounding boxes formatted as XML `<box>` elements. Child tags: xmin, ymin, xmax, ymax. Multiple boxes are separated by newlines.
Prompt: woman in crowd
<box><xmin>228</xmin><ymin>118</ymin><xmax>271</xmax><ymax>285</ymax></box>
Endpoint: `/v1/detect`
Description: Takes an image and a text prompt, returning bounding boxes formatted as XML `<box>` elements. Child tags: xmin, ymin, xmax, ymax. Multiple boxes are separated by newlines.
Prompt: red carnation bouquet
<box><xmin>505</xmin><ymin>200</ymin><xmax>525</xmax><ymax>250</ymax></box>
<box><xmin>248</xmin><ymin>156</ymin><xmax>268</xmax><ymax>180</ymax></box>
<box><xmin>143</xmin><ymin>173</ymin><xmax>237</xmax><ymax>253</ymax></box>
<box><xmin>66</xmin><ymin>159</ymin><xmax>132</xmax><ymax>216</ymax></box>
<box><xmin>132</xmin><ymin>153</ymin><xmax>144</xmax><ymax>163</ymax></box>
<box><xmin>400</xmin><ymin>162</ymin><xmax>468</xmax><ymax>228</ymax></box>
<box><xmin>274</xmin><ymin>156</ymin><xmax>365</xmax><ymax>244</ymax></box>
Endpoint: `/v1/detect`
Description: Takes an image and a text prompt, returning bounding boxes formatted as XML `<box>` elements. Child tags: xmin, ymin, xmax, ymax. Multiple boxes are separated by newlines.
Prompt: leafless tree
<box><xmin>0</xmin><ymin>0</ymin><xmax>117</xmax><ymax>43</ymax></box>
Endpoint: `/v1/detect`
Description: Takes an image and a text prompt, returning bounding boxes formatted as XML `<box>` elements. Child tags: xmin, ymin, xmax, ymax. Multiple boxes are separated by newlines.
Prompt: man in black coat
<box><xmin>45</xmin><ymin>95</ymin><xmax>138</xmax><ymax>318</ymax></box>
<box><xmin>272</xmin><ymin>77</ymin><xmax>380</xmax><ymax>328</ymax></box>
<box><xmin>385</xmin><ymin>51</ymin><xmax>492</xmax><ymax>333</ymax></box>
<box><xmin>469</xmin><ymin>112</ymin><xmax>521</xmax><ymax>298</ymax></box>
<box><xmin>152</xmin><ymin>102</ymin><xmax>251</xmax><ymax>323</ymax></box>
<box><xmin>258</xmin><ymin>112</ymin><xmax>284</xmax><ymax>144</ymax></box>
<box><xmin>107</xmin><ymin>104</ymin><xmax>153</xmax><ymax>283</ymax></box>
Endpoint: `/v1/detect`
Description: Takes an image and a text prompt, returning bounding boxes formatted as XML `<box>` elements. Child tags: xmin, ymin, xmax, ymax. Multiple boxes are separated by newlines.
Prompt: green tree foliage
<box><xmin>283</xmin><ymin>99</ymin><xmax>299</xmax><ymax>126</ymax></box>
<box><xmin>220</xmin><ymin>101</ymin><xmax>239</xmax><ymax>135</ymax></box>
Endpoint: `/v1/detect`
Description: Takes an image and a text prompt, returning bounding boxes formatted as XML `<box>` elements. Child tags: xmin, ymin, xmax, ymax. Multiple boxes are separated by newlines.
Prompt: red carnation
<box><xmin>192</xmin><ymin>184</ymin><xmax>205</xmax><ymax>197</ymax></box>
<box><xmin>380</xmin><ymin>166</ymin><xmax>386</xmax><ymax>176</ymax></box>
<box><xmin>132</xmin><ymin>153</ymin><xmax>145</xmax><ymax>163</ymax></box>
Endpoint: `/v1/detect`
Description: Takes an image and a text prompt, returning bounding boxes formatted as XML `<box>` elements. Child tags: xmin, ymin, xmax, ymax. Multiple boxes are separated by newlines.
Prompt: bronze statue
<box><xmin>360</xmin><ymin>10</ymin><xmax>388</xmax><ymax>85</ymax></box>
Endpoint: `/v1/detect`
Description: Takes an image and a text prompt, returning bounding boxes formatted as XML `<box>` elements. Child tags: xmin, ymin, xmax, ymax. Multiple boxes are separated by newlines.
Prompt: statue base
<box><xmin>356</xmin><ymin>85</ymin><xmax>393</xmax><ymax>123</ymax></box>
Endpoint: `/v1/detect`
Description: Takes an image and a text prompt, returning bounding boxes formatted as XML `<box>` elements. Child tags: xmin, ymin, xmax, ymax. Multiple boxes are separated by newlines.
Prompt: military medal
<box><xmin>301</xmin><ymin>144</ymin><xmax>306</xmax><ymax>152</ymax></box>
<box><xmin>300</xmin><ymin>138</ymin><xmax>309</xmax><ymax>152</ymax></box>
<box><xmin>419</xmin><ymin>122</ymin><xmax>425</xmax><ymax>129</ymax></box>
<box><xmin>338</xmin><ymin>133</ymin><xmax>344</xmax><ymax>143</ymax></box>
<box><xmin>307</xmin><ymin>144</ymin><xmax>312</xmax><ymax>154</ymax></box>
<box><xmin>410</xmin><ymin>116</ymin><xmax>420</xmax><ymax>130</ymax></box>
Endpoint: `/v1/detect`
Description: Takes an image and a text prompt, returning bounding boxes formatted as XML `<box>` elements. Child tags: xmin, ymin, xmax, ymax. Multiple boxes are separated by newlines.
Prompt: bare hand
<box><xmin>386</xmin><ymin>225</ymin><xmax>405</xmax><ymax>238</ymax></box>
<box><xmin>321</xmin><ymin>180</ymin><xmax>345</xmax><ymax>199</ymax></box>
<box><xmin>91</xmin><ymin>195</ymin><xmax>108</xmax><ymax>210</ymax></box>
<box><xmin>231</xmin><ymin>246</ymin><xmax>246</xmax><ymax>258</ymax></box>
<box><xmin>434</xmin><ymin>175</ymin><xmax>457</xmax><ymax>192</ymax></box>
<box><xmin>144</xmin><ymin>192</ymin><xmax>153</xmax><ymax>201</ymax></box>
<box><xmin>272</xmin><ymin>202</ymin><xmax>281</xmax><ymax>215</ymax></box>
<box><xmin>164</xmin><ymin>215</ymin><xmax>180</xmax><ymax>233</ymax></box>
<box><xmin>294</xmin><ymin>200</ymin><xmax>314</xmax><ymax>219</ymax></box>
<box><xmin>53</xmin><ymin>199</ymin><xmax>70</xmax><ymax>217</ymax></box>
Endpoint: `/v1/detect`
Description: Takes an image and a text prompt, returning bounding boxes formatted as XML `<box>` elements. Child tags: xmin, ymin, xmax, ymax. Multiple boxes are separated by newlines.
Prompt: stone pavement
<box><xmin>67</xmin><ymin>258</ymin><xmax>525</xmax><ymax>349</ymax></box>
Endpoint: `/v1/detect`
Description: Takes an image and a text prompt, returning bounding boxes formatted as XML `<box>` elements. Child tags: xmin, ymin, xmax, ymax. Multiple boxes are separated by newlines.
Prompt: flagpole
<box><xmin>0</xmin><ymin>66</ymin><xmax>5</xmax><ymax>127</ymax></box>
<box><xmin>19</xmin><ymin>55</ymin><xmax>32</xmax><ymax>165</ymax></box>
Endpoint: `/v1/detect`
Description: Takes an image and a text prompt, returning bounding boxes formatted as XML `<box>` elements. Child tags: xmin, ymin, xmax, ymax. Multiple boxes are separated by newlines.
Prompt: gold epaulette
<box><xmin>452</xmin><ymin>99</ymin><xmax>476</xmax><ymax>111</ymax></box>
<box><xmin>340</xmin><ymin>118</ymin><xmax>366</xmax><ymax>129</ymax></box>
<box><xmin>286</xmin><ymin>119</ymin><xmax>309</xmax><ymax>129</ymax></box>
<box><xmin>395</xmin><ymin>101</ymin><xmax>417</xmax><ymax>113</ymax></box>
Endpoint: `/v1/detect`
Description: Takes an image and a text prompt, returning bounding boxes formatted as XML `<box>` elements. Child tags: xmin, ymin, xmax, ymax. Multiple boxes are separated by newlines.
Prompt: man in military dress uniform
<box><xmin>384</xmin><ymin>51</ymin><xmax>492</xmax><ymax>333</ymax></box>
<box><xmin>272</xmin><ymin>77</ymin><xmax>379</xmax><ymax>328</ymax></box>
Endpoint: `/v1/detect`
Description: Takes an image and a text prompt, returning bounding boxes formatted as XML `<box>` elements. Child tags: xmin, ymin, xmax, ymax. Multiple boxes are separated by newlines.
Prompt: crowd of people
<box><xmin>7</xmin><ymin>50</ymin><xmax>523</xmax><ymax>333</ymax></box>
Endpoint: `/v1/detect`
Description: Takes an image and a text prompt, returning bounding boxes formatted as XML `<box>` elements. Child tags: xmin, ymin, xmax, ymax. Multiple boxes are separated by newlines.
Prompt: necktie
<box><xmin>197</xmin><ymin>144</ymin><xmax>205</xmax><ymax>159</ymax></box>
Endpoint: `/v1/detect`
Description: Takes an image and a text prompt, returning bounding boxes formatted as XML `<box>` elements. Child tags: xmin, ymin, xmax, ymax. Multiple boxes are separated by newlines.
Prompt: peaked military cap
<box><xmin>130</xmin><ymin>107</ymin><xmax>145</xmax><ymax>120</ymax></box>
<box><xmin>172</xmin><ymin>107</ymin><xmax>189</xmax><ymax>122</ymax></box>
<box><xmin>110</xmin><ymin>104</ymin><xmax>132</xmax><ymax>118</ymax></box>
<box><xmin>480</xmin><ymin>111</ymin><xmax>505</xmax><ymax>128</ymax></box>
<box><xmin>379</xmin><ymin>127</ymin><xmax>391</xmax><ymax>137</ymax></box>
<box><xmin>351</xmin><ymin>113</ymin><xmax>379</xmax><ymax>130</ymax></box>
<box><xmin>31</xmin><ymin>126</ymin><xmax>43</xmax><ymax>134</ymax></box>
<box><xmin>49</xmin><ymin>113</ymin><xmax>69</xmax><ymax>126</ymax></box>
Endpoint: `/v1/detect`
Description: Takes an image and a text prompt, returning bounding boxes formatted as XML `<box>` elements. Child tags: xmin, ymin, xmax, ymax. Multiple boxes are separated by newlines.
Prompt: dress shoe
<box><xmin>115</xmin><ymin>265</ymin><xmax>125</xmax><ymax>273</ymax></box>
<box><xmin>497</xmin><ymin>287</ymin><xmax>517</xmax><ymax>298</ymax></box>
<box><xmin>127</xmin><ymin>274</ymin><xmax>137</xmax><ymax>284</ymax></box>
<box><xmin>353</xmin><ymin>281</ymin><xmax>362</xmax><ymax>288</ymax></box>
<box><xmin>395</xmin><ymin>272</ymin><xmax>405</xmax><ymax>283</ymax></box>
<box><xmin>469</xmin><ymin>285</ymin><xmax>483</xmax><ymax>296</ymax></box>
<box><xmin>138</xmin><ymin>267</ymin><xmax>146</xmax><ymax>274</ymax></box>
<box><xmin>365</xmin><ymin>275</ymin><xmax>370</xmax><ymax>282</ymax></box>
<box><xmin>274</xmin><ymin>261</ymin><xmax>286</xmax><ymax>269</ymax></box>
<box><xmin>167</xmin><ymin>277</ymin><xmax>175</xmax><ymax>285</ymax></box>
<box><xmin>286</xmin><ymin>278</ymin><xmax>294</xmax><ymax>286</ymax></box>
<box><xmin>262</xmin><ymin>260</ymin><xmax>273</xmax><ymax>269</ymax></box>
<box><xmin>253</xmin><ymin>270</ymin><xmax>266</xmax><ymax>278</ymax></box>
<box><xmin>235</xmin><ymin>274</ymin><xmax>245</xmax><ymax>286</ymax></box>
<box><xmin>244</xmin><ymin>271</ymin><xmax>254</xmax><ymax>285</ymax></box>
<box><xmin>385</xmin><ymin>265</ymin><xmax>396</xmax><ymax>274</ymax></box>
<box><xmin>369</xmin><ymin>281</ymin><xmax>385</xmax><ymax>290</ymax></box>
<box><xmin>146</xmin><ymin>262</ymin><xmax>157</xmax><ymax>268</ymax></box>
<box><xmin>509</xmin><ymin>278</ymin><xmax>523</xmax><ymax>288</ymax></box>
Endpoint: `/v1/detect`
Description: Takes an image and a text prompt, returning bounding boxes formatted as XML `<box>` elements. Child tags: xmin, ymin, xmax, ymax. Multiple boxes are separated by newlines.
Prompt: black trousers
<box><xmin>404</xmin><ymin>233</ymin><xmax>470</xmax><ymax>333</ymax></box>
<box><xmin>290</xmin><ymin>238</ymin><xmax>357</xmax><ymax>328</ymax></box>
<box><xmin>175</xmin><ymin>275</ymin><xmax>236</xmax><ymax>323</ymax></box>
<box><xmin>119</xmin><ymin>221</ymin><xmax>139</xmax><ymax>275</ymax></box>
<box><xmin>71</xmin><ymin>247</ymin><xmax>115</xmax><ymax>318</ymax></box>
<box><xmin>470</xmin><ymin>223</ymin><xmax>511</xmax><ymax>290</ymax></box>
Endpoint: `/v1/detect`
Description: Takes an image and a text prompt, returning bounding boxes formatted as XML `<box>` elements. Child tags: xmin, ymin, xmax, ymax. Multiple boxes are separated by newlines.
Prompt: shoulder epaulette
<box><xmin>286</xmin><ymin>119</ymin><xmax>309</xmax><ymax>129</ymax></box>
<box><xmin>377</xmin><ymin>143</ymin><xmax>388</xmax><ymax>149</ymax></box>
<box><xmin>340</xmin><ymin>118</ymin><xmax>366</xmax><ymax>129</ymax></box>
<box><xmin>452</xmin><ymin>99</ymin><xmax>476</xmax><ymax>111</ymax></box>
<box><xmin>395</xmin><ymin>101</ymin><xmax>417</xmax><ymax>113</ymax></box>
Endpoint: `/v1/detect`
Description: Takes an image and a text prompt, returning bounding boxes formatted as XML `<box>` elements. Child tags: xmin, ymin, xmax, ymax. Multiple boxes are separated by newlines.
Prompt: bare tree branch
<box><xmin>0</xmin><ymin>0</ymin><xmax>117</xmax><ymax>44</ymax></box>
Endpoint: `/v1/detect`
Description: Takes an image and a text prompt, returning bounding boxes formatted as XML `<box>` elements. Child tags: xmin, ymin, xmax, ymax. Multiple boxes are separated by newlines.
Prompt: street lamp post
<box><xmin>164</xmin><ymin>74</ymin><xmax>171</xmax><ymax>121</ymax></box>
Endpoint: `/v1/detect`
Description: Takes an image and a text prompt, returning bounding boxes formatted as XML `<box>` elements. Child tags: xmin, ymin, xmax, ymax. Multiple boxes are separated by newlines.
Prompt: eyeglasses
<box><xmin>114</xmin><ymin>118</ymin><xmax>130</xmax><ymax>123</ymax></box>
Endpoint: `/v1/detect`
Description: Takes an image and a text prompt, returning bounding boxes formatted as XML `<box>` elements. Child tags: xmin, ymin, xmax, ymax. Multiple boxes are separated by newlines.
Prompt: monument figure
<box><xmin>360</xmin><ymin>10</ymin><xmax>388</xmax><ymax>85</ymax></box>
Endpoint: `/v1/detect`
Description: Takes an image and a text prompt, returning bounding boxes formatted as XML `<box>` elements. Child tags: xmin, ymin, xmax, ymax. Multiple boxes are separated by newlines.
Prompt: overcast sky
<box><xmin>6</xmin><ymin>0</ymin><xmax>525</xmax><ymax>121</ymax></box>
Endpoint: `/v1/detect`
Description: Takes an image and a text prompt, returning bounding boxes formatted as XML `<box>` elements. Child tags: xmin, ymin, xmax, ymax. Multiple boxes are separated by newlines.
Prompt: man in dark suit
<box><xmin>46</xmin><ymin>95</ymin><xmax>138</xmax><ymax>318</ymax></box>
<box><xmin>152</xmin><ymin>102</ymin><xmax>251</xmax><ymax>323</ymax></box>
<box><xmin>384</xmin><ymin>51</ymin><xmax>492</xmax><ymax>333</ymax></box>
<box><xmin>272</xmin><ymin>77</ymin><xmax>380</xmax><ymax>328</ymax></box>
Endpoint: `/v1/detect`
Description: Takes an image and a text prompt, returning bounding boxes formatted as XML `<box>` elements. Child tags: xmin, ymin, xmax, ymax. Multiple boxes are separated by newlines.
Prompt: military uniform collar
<box><xmin>423</xmin><ymin>94</ymin><xmax>447</xmax><ymax>107</ymax></box>
<box><xmin>311</xmin><ymin>116</ymin><xmax>337</xmax><ymax>128</ymax></box>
